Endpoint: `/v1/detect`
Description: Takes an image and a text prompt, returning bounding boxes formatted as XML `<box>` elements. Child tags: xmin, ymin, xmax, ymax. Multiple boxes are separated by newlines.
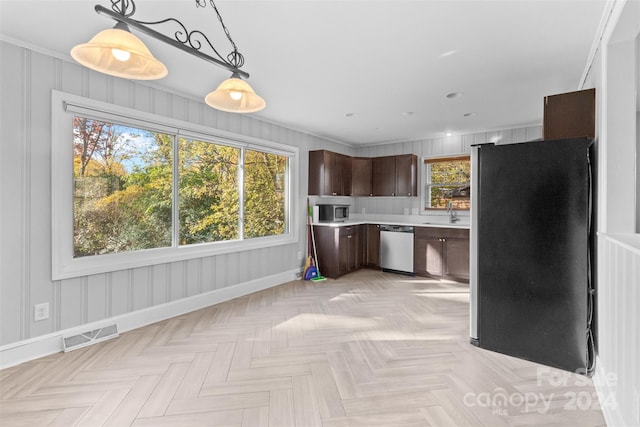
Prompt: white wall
<box><xmin>351</xmin><ymin>126</ymin><xmax>542</xmax><ymax>216</ymax></box>
<box><xmin>582</xmin><ymin>1</ymin><xmax>640</xmax><ymax>426</ymax></box>
<box><xmin>0</xmin><ymin>40</ymin><xmax>351</xmax><ymax>360</ymax></box>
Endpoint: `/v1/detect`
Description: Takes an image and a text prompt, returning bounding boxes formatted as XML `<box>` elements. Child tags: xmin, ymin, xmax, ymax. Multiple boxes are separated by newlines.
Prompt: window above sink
<box><xmin>421</xmin><ymin>155</ymin><xmax>470</xmax><ymax>213</ymax></box>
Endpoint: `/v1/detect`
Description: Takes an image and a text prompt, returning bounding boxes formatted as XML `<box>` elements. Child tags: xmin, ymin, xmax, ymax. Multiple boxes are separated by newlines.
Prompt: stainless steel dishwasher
<box><xmin>379</xmin><ymin>225</ymin><xmax>414</xmax><ymax>274</ymax></box>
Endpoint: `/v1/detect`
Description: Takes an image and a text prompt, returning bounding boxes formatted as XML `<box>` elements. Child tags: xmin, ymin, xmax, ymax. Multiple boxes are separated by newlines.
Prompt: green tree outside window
<box><xmin>73</xmin><ymin>117</ymin><xmax>289</xmax><ymax>258</ymax></box>
<box><xmin>424</xmin><ymin>156</ymin><xmax>471</xmax><ymax>210</ymax></box>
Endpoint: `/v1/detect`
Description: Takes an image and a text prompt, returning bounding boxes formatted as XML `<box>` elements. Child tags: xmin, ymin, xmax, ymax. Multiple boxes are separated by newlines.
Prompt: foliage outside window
<box><xmin>73</xmin><ymin>118</ymin><xmax>172</xmax><ymax>256</ymax></box>
<box><xmin>244</xmin><ymin>150</ymin><xmax>287</xmax><ymax>238</ymax></box>
<box><xmin>423</xmin><ymin>155</ymin><xmax>470</xmax><ymax>210</ymax></box>
<box><xmin>73</xmin><ymin>116</ymin><xmax>289</xmax><ymax>258</ymax></box>
<box><xmin>178</xmin><ymin>139</ymin><xmax>240</xmax><ymax>245</ymax></box>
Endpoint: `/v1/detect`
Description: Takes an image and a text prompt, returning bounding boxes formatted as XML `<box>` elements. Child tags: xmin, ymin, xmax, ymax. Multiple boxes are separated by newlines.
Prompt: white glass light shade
<box><xmin>70</xmin><ymin>27</ymin><xmax>168</xmax><ymax>80</ymax></box>
<box><xmin>205</xmin><ymin>77</ymin><xmax>265</xmax><ymax>113</ymax></box>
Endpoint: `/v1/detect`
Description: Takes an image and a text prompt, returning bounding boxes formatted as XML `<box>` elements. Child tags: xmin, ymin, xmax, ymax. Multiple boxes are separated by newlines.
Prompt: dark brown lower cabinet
<box><xmin>414</xmin><ymin>227</ymin><xmax>469</xmax><ymax>282</ymax></box>
<box><xmin>315</xmin><ymin>224</ymin><xmax>468</xmax><ymax>281</ymax></box>
<box><xmin>365</xmin><ymin>224</ymin><xmax>380</xmax><ymax>268</ymax></box>
<box><xmin>414</xmin><ymin>231</ymin><xmax>444</xmax><ymax>277</ymax></box>
<box><xmin>313</xmin><ymin>225</ymin><xmax>364</xmax><ymax>279</ymax></box>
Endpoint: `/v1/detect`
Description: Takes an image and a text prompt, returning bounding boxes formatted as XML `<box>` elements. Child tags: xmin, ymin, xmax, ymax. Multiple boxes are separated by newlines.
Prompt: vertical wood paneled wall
<box><xmin>0</xmin><ymin>41</ymin><xmax>348</xmax><ymax>348</ymax></box>
<box><xmin>352</xmin><ymin>126</ymin><xmax>542</xmax><ymax>215</ymax></box>
<box><xmin>597</xmin><ymin>234</ymin><xmax>640</xmax><ymax>427</ymax></box>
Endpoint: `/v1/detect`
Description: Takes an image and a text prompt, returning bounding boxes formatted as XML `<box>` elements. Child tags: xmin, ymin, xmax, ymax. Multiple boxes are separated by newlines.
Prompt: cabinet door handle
<box><xmin>332</xmin><ymin>192</ymin><xmax>337</xmax><ymax>196</ymax></box>
<box><xmin>347</xmin><ymin>235</ymin><xmax>352</xmax><ymax>239</ymax></box>
<box><xmin>408</xmin><ymin>192</ymin><xmax>411</xmax><ymax>196</ymax></box>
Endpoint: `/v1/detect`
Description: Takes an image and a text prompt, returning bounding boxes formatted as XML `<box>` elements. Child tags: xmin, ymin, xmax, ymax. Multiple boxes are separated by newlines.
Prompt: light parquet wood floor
<box><xmin>0</xmin><ymin>270</ymin><xmax>606</xmax><ymax>426</ymax></box>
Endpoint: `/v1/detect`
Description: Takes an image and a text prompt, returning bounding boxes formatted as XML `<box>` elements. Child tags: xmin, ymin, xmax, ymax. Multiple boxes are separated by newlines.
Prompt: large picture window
<box><xmin>54</xmin><ymin>91</ymin><xmax>296</xmax><ymax>279</ymax></box>
<box><xmin>73</xmin><ymin>118</ymin><xmax>173</xmax><ymax>257</ymax></box>
<box><xmin>422</xmin><ymin>155</ymin><xmax>470</xmax><ymax>210</ymax></box>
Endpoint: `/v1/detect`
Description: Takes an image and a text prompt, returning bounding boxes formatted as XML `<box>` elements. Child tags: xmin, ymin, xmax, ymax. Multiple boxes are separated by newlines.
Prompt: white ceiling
<box><xmin>0</xmin><ymin>0</ymin><xmax>606</xmax><ymax>146</ymax></box>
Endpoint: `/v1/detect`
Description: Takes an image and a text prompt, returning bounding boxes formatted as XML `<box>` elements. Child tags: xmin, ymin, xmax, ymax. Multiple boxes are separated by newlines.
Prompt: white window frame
<box><xmin>52</xmin><ymin>91</ymin><xmax>298</xmax><ymax>280</ymax></box>
<box><xmin>420</xmin><ymin>153</ymin><xmax>470</xmax><ymax>214</ymax></box>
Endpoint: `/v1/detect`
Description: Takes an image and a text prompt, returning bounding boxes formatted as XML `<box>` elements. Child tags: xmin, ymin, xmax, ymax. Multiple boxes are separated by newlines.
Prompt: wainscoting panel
<box><xmin>597</xmin><ymin>233</ymin><xmax>640</xmax><ymax>427</ymax></box>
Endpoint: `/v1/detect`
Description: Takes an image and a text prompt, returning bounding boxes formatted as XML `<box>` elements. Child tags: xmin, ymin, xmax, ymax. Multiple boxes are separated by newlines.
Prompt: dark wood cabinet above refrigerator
<box><xmin>543</xmin><ymin>88</ymin><xmax>595</xmax><ymax>140</ymax></box>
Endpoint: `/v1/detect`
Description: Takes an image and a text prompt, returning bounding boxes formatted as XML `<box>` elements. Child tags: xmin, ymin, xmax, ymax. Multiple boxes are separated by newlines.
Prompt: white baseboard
<box><xmin>0</xmin><ymin>269</ymin><xmax>299</xmax><ymax>370</ymax></box>
<box><xmin>593</xmin><ymin>356</ymin><xmax>630</xmax><ymax>427</ymax></box>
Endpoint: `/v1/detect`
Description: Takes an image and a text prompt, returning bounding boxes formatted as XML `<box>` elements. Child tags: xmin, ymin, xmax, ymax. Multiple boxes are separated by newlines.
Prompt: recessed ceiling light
<box><xmin>463</xmin><ymin>112</ymin><xmax>477</xmax><ymax>117</ymax></box>
<box><xmin>446</xmin><ymin>92</ymin><xmax>463</xmax><ymax>99</ymax></box>
<box><xmin>445</xmin><ymin>132</ymin><xmax>453</xmax><ymax>137</ymax></box>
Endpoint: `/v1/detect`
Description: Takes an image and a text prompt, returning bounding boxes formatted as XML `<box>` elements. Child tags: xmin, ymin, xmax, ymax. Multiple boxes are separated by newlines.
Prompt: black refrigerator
<box><xmin>469</xmin><ymin>137</ymin><xmax>595</xmax><ymax>375</ymax></box>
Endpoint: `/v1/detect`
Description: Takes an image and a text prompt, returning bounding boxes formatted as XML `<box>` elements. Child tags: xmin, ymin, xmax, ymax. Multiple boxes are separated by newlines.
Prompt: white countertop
<box><xmin>312</xmin><ymin>214</ymin><xmax>470</xmax><ymax>229</ymax></box>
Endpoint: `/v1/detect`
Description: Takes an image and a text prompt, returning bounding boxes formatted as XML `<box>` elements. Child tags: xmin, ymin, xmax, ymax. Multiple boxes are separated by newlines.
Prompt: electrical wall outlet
<box><xmin>34</xmin><ymin>302</ymin><xmax>49</xmax><ymax>322</ymax></box>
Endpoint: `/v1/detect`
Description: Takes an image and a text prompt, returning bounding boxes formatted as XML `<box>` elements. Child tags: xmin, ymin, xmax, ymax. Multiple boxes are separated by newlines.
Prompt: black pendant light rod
<box><xmin>95</xmin><ymin>4</ymin><xmax>250</xmax><ymax>79</ymax></box>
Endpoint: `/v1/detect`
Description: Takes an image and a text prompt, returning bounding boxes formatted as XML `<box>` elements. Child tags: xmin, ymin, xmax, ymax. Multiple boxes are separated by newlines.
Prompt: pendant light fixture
<box><xmin>70</xmin><ymin>21</ymin><xmax>168</xmax><ymax>80</ymax></box>
<box><xmin>71</xmin><ymin>0</ymin><xmax>265</xmax><ymax>113</ymax></box>
<box><xmin>205</xmin><ymin>72</ymin><xmax>265</xmax><ymax>113</ymax></box>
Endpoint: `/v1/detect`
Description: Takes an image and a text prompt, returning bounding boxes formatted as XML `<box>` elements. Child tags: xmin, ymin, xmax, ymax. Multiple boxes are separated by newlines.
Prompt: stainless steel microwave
<box><xmin>318</xmin><ymin>204</ymin><xmax>349</xmax><ymax>222</ymax></box>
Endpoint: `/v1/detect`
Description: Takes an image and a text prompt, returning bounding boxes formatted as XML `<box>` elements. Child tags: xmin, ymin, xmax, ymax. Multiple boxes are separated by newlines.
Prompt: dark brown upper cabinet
<box><xmin>338</xmin><ymin>153</ymin><xmax>352</xmax><ymax>196</ymax></box>
<box><xmin>543</xmin><ymin>88</ymin><xmax>595</xmax><ymax>140</ymax></box>
<box><xmin>394</xmin><ymin>154</ymin><xmax>418</xmax><ymax>197</ymax></box>
<box><xmin>309</xmin><ymin>150</ymin><xmax>417</xmax><ymax>197</ymax></box>
<box><xmin>372</xmin><ymin>154</ymin><xmax>417</xmax><ymax>197</ymax></box>
<box><xmin>308</xmin><ymin>150</ymin><xmax>353</xmax><ymax>196</ymax></box>
<box><xmin>372</xmin><ymin>156</ymin><xmax>395</xmax><ymax>196</ymax></box>
<box><xmin>351</xmin><ymin>157</ymin><xmax>373</xmax><ymax>196</ymax></box>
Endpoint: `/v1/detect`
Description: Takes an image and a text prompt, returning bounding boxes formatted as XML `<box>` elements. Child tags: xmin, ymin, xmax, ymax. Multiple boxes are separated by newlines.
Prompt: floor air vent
<box><xmin>63</xmin><ymin>324</ymin><xmax>119</xmax><ymax>352</ymax></box>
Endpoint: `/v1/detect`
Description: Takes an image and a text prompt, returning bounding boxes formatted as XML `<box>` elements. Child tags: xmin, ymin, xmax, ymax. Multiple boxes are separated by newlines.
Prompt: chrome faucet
<box><xmin>447</xmin><ymin>201</ymin><xmax>459</xmax><ymax>223</ymax></box>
